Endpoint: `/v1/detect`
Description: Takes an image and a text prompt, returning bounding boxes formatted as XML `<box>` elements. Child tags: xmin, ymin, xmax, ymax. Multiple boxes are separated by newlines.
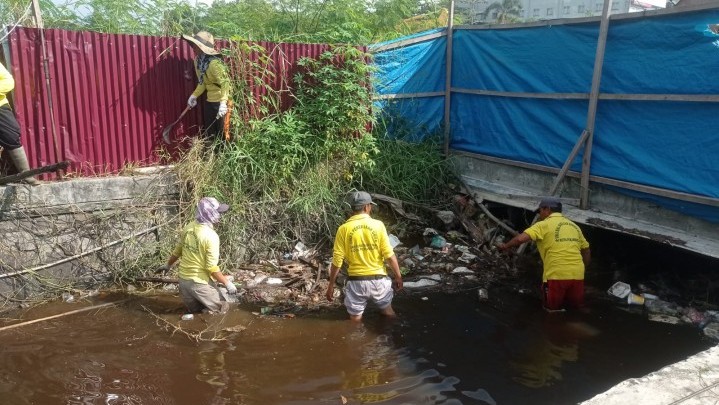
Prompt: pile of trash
<box><xmin>608</xmin><ymin>281</ymin><xmax>719</xmax><ymax>340</ymax></box>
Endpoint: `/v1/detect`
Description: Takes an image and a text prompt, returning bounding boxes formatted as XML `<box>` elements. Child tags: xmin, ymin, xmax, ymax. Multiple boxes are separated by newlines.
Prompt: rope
<box><xmin>0</xmin><ymin>1</ymin><xmax>33</xmax><ymax>44</ymax></box>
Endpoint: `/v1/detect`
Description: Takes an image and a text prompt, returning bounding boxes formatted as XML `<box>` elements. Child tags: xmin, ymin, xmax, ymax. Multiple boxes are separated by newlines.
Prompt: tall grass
<box><xmin>172</xmin><ymin>42</ymin><xmax>454</xmax><ymax>265</ymax></box>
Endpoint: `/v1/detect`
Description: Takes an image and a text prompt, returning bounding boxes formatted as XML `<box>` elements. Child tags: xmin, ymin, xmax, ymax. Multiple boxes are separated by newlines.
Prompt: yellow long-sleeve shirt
<box><xmin>172</xmin><ymin>221</ymin><xmax>221</xmax><ymax>284</ymax></box>
<box><xmin>0</xmin><ymin>62</ymin><xmax>15</xmax><ymax>108</ymax></box>
<box><xmin>191</xmin><ymin>58</ymin><xmax>229</xmax><ymax>103</ymax></box>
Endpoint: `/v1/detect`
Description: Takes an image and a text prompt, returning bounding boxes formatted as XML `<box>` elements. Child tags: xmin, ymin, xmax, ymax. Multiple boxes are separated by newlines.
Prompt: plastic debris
<box><xmin>459</xmin><ymin>252</ymin><xmax>477</xmax><ymax>263</ymax></box>
<box><xmin>266</xmin><ymin>277</ymin><xmax>283</xmax><ymax>285</ymax></box>
<box><xmin>703</xmin><ymin>322</ymin><xmax>719</xmax><ymax>340</ymax></box>
<box><xmin>648</xmin><ymin>313</ymin><xmax>680</xmax><ymax>324</ymax></box>
<box><xmin>423</xmin><ymin>228</ymin><xmax>439</xmax><ymax>236</ymax></box>
<box><xmin>421</xmin><ymin>296</ymin><xmax>429</xmax><ymax>301</ymax></box>
<box><xmin>452</xmin><ymin>267</ymin><xmax>474</xmax><ymax>274</ymax></box>
<box><xmin>430</xmin><ymin>235</ymin><xmax>447</xmax><ymax>249</ymax></box>
<box><xmin>62</xmin><ymin>292</ymin><xmax>75</xmax><ymax>303</ymax></box>
<box><xmin>627</xmin><ymin>293</ymin><xmax>645</xmax><ymax>305</ymax></box>
<box><xmin>404</xmin><ymin>279</ymin><xmax>440</xmax><ymax>288</ymax></box>
<box><xmin>478</xmin><ymin>288</ymin><xmax>489</xmax><ymax>301</ymax></box>
<box><xmin>608</xmin><ymin>281</ymin><xmax>631</xmax><ymax>299</ymax></box>
<box><xmin>388</xmin><ymin>234</ymin><xmax>401</xmax><ymax>248</ymax></box>
<box><xmin>181</xmin><ymin>314</ymin><xmax>194</xmax><ymax>320</ymax></box>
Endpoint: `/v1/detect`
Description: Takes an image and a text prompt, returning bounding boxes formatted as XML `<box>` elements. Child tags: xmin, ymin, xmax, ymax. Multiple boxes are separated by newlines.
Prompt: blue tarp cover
<box><xmin>372</xmin><ymin>10</ymin><xmax>719</xmax><ymax>222</ymax></box>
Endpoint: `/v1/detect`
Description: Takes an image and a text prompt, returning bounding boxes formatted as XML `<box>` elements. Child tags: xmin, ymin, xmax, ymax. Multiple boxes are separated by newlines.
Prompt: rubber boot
<box><xmin>7</xmin><ymin>146</ymin><xmax>41</xmax><ymax>186</ymax></box>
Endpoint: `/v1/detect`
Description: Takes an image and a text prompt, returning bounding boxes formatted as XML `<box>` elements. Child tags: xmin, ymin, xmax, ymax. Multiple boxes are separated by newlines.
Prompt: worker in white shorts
<box><xmin>326</xmin><ymin>191</ymin><xmax>403</xmax><ymax>321</ymax></box>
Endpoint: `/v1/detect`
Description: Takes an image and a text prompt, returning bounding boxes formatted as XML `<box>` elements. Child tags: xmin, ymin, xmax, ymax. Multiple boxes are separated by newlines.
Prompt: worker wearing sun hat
<box><xmin>181</xmin><ymin>31</ymin><xmax>230</xmax><ymax>143</ymax></box>
<box><xmin>156</xmin><ymin>197</ymin><xmax>236</xmax><ymax>314</ymax></box>
<box><xmin>499</xmin><ymin>197</ymin><xmax>591</xmax><ymax>311</ymax></box>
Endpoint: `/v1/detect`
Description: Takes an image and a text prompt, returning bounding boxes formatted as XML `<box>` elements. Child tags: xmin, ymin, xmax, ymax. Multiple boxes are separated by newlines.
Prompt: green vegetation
<box><xmin>2</xmin><ymin>0</ymin><xmax>455</xmax><ymax>44</ymax></box>
<box><xmin>169</xmin><ymin>44</ymin><xmax>453</xmax><ymax>264</ymax></box>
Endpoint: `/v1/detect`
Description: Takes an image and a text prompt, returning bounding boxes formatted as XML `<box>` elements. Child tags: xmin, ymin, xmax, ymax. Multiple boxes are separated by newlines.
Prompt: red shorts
<box><xmin>542</xmin><ymin>280</ymin><xmax>584</xmax><ymax>310</ymax></box>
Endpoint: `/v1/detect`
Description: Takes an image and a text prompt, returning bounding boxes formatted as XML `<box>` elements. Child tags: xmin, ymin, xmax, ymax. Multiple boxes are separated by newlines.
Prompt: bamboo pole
<box><xmin>0</xmin><ymin>299</ymin><xmax>130</xmax><ymax>332</ymax></box>
<box><xmin>30</xmin><ymin>0</ymin><xmax>63</xmax><ymax>179</ymax></box>
<box><xmin>0</xmin><ymin>226</ymin><xmax>159</xmax><ymax>280</ymax></box>
<box><xmin>580</xmin><ymin>0</ymin><xmax>613</xmax><ymax>209</ymax></box>
<box><xmin>442</xmin><ymin>0</ymin><xmax>455</xmax><ymax>156</ymax></box>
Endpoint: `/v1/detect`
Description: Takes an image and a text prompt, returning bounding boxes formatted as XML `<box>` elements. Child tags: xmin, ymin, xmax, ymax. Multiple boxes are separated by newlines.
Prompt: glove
<box><xmin>154</xmin><ymin>264</ymin><xmax>170</xmax><ymax>274</ymax></box>
<box><xmin>225</xmin><ymin>282</ymin><xmax>238</xmax><ymax>295</ymax></box>
<box><xmin>216</xmin><ymin>101</ymin><xmax>228</xmax><ymax>119</ymax></box>
<box><xmin>187</xmin><ymin>95</ymin><xmax>198</xmax><ymax>108</ymax></box>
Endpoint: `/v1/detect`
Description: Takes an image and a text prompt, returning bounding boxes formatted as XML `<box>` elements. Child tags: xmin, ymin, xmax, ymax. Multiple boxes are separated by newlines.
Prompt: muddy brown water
<box><xmin>0</xmin><ymin>283</ymin><xmax>713</xmax><ymax>405</ymax></box>
<box><xmin>2</xmin><ymin>228</ymin><xmax>717</xmax><ymax>405</ymax></box>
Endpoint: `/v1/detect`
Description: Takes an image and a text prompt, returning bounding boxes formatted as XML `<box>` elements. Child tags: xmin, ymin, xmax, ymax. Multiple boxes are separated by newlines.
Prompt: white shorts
<box><xmin>343</xmin><ymin>278</ymin><xmax>394</xmax><ymax>316</ymax></box>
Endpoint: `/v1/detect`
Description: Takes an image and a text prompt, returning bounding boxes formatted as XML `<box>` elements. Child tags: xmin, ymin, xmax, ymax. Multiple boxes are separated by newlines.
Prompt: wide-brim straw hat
<box><xmin>181</xmin><ymin>31</ymin><xmax>220</xmax><ymax>55</ymax></box>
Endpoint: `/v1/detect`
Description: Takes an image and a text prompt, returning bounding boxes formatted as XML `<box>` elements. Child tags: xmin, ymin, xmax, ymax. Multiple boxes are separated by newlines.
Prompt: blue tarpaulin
<box><xmin>372</xmin><ymin>9</ymin><xmax>719</xmax><ymax>222</ymax></box>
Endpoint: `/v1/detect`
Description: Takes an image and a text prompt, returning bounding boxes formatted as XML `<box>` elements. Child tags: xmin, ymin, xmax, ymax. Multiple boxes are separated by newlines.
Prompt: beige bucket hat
<box><xmin>181</xmin><ymin>31</ymin><xmax>220</xmax><ymax>55</ymax></box>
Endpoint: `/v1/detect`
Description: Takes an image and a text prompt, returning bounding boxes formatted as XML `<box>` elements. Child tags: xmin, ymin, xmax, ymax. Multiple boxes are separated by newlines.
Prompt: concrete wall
<box><xmin>0</xmin><ymin>169</ymin><xmax>179</xmax><ymax>310</ymax></box>
<box><xmin>451</xmin><ymin>154</ymin><xmax>719</xmax><ymax>259</ymax></box>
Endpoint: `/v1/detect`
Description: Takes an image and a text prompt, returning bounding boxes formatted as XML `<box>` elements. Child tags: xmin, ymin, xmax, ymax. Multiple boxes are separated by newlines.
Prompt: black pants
<box><xmin>0</xmin><ymin>105</ymin><xmax>22</xmax><ymax>150</ymax></box>
<box><xmin>202</xmin><ymin>101</ymin><xmax>224</xmax><ymax>143</ymax></box>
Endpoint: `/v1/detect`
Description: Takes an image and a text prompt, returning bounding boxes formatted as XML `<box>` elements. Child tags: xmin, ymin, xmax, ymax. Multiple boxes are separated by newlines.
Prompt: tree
<box><xmin>482</xmin><ymin>0</ymin><xmax>521</xmax><ymax>24</ymax></box>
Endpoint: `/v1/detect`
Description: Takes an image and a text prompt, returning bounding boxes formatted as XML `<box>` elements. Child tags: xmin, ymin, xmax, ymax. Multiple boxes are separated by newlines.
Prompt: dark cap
<box><xmin>347</xmin><ymin>191</ymin><xmax>377</xmax><ymax>210</ymax></box>
<box><xmin>536</xmin><ymin>197</ymin><xmax>562</xmax><ymax>212</ymax></box>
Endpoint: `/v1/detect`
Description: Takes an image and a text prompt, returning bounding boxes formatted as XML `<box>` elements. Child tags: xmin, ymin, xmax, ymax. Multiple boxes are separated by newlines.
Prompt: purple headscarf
<box><xmin>196</xmin><ymin>197</ymin><xmax>229</xmax><ymax>225</ymax></box>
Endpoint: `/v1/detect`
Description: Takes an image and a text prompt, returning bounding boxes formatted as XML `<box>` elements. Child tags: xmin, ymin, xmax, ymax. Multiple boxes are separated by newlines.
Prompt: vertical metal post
<box><xmin>31</xmin><ymin>0</ymin><xmax>64</xmax><ymax>179</ymax></box>
<box><xmin>442</xmin><ymin>0</ymin><xmax>455</xmax><ymax>156</ymax></box>
<box><xmin>579</xmin><ymin>0</ymin><xmax>612</xmax><ymax>209</ymax></box>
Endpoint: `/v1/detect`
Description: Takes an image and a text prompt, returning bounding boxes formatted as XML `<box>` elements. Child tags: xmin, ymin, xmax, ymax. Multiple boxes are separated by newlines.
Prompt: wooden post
<box><xmin>579</xmin><ymin>0</ymin><xmax>612</xmax><ymax>209</ymax></box>
<box><xmin>548</xmin><ymin>129</ymin><xmax>590</xmax><ymax>196</ymax></box>
<box><xmin>30</xmin><ymin>0</ymin><xmax>64</xmax><ymax>179</ymax></box>
<box><xmin>442</xmin><ymin>0</ymin><xmax>456</xmax><ymax>156</ymax></box>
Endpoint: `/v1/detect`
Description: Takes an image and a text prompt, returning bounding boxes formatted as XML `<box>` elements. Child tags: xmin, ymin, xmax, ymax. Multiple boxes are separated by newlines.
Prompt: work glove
<box><xmin>187</xmin><ymin>95</ymin><xmax>198</xmax><ymax>108</ymax></box>
<box><xmin>216</xmin><ymin>101</ymin><xmax>228</xmax><ymax>119</ymax></box>
<box><xmin>154</xmin><ymin>264</ymin><xmax>170</xmax><ymax>274</ymax></box>
<box><xmin>225</xmin><ymin>282</ymin><xmax>238</xmax><ymax>295</ymax></box>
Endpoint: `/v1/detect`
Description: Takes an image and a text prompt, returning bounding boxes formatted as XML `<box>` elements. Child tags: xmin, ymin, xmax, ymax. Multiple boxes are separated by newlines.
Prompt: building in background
<box><xmin>456</xmin><ymin>0</ymin><xmax>666</xmax><ymax>24</ymax></box>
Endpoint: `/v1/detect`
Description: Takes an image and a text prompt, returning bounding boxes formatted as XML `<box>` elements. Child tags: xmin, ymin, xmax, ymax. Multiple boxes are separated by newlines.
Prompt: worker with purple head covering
<box><xmin>157</xmin><ymin>197</ymin><xmax>237</xmax><ymax>314</ymax></box>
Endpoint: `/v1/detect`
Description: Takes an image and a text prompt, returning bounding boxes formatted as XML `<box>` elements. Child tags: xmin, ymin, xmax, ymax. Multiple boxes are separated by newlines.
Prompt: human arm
<box><xmin>0</xmin><ymin>63</ymin><xmax>15</xmax><ymax>97</ymax></box>
<box><xmin>326</xmin><ymin>263</ymin><xmax>342</xmax><ymax>302</ymax></box>
<box><xmin>211</xmin><ymin>270</ymin><xmax>236</xmax><ymax>294</ymax></box>
<box><xmin>155</xmin><ymin>254</ymin><xmax>180</xmax><ymax>274</ymax></box>
<box><xmin>498</xmin><ymin>232</ymin><xmax>532</xmax><ymax>252</ymax></box>
<box><xmin>385</xmin><ymin>255</ymin><xmax>403</xmax><ymax>291</ymax></box>
<box><xmin>581</xmin><ymin>248</ymin><xmax>591</xmax><ymax>267</ymax></box>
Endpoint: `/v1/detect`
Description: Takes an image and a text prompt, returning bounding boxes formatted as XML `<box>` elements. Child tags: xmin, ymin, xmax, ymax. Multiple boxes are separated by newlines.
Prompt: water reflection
<box><xmin>0</xmin><ymin>291</ymin><xmax>711</xmax><ymax>405</ymax></box>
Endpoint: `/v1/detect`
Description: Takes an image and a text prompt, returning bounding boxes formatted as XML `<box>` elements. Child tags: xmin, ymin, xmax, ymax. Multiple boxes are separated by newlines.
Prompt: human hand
<box><xmin>325</xmin><ymin>285</ymin><xmax>334</xmax><ymax>302</ymax></box>
<box><xmin>154</xmin><ymin>264</ymin><xmax>170</xmax><ymax>274</ymax></box>
<box><xmin>187</xmin><ymin>95</ymin><xmax>198</xmax><ymax>108</ymax></box>
<box><xmin>216</xmin><ymin>101</ymin><xmax>228</xmax><ymax>118</ymax></box>
<box><xmin>225</xmin><ymin>282</ymin><xmax>238</xmax><ymax>295</ymax></box>
<box><xmin>393</xmin><ymin>278</ymin><xmax>403</xmax><ymax>291</ymax></box>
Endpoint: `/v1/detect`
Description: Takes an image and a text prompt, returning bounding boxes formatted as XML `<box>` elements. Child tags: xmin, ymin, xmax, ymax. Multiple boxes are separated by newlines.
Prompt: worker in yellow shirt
<box><xmin>157</xmin><ymin>197</ymin><xmax>237</xmax><ymax>314</ymax></box>
<box><xmin>0</xmin><ymin>62</ymin><xmax>40</xmax><ymax>185</ymax></box>
<box><xmin>181</xmin><ymin>31</ymin><xmax>230</xmax><ymax>142</ymax></box>
<box><xmin>499</xmin><ymin>198</ymin><xmax>591</xmax><ymax>311</ymax></box>
<box><xmin>326</xmin><ymin>191</ymin><xmax>403</xmax><ymax>321</ymax></box>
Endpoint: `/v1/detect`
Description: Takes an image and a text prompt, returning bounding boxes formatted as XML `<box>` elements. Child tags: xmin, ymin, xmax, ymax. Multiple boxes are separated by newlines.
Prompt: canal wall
<box><xmin>581</xmin><ymin>344</ymin><xmax>719</xmax><ymax>405</ymax></box>
<box><xmin>0</xmin><ymin>168</ymin><xmax>178</xmax><ymax>311</ymax></box>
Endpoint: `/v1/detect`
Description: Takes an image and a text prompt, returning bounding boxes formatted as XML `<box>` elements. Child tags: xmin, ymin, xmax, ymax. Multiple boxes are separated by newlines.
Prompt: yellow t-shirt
<box><xmin>0</xmin><ymin>62</ymin><xmax>15</xmax><ymax>108</ymax></box>
<box><xmin>191</xmin><ymin>58</ymin><xmax>229</xmax><ymax>103</ymax></box>
<box><xmin>523</xmin><ymin>213</ymin><xmax>589</xmax><ymax>282</ymax></box>
<box><xmin>172</xmin><ymin>220</ymin><xmax>220</xmax><ymax>284</ymax></box>
<box><xmin>331</xmin><ymin>213</ymin><xmax>394</xmax><ymax>277</ymax></box>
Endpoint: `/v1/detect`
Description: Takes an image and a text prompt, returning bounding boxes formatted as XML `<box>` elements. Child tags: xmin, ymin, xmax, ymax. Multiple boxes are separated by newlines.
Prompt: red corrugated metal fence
<box><xmin>5</xmin><ymin>28</ymin><xmax>350</xmax><ymax>178</ymax></box>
